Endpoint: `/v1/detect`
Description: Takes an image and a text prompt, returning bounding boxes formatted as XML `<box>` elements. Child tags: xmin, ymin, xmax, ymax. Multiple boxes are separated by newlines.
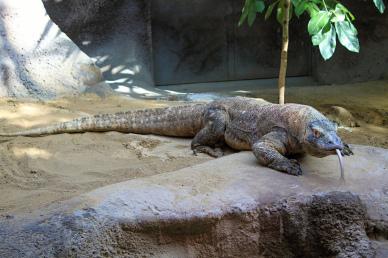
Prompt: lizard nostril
<box><xmin>328</xmin><ymin>141</ymin><xmax>333</xmax><ymax>144</ymax></box>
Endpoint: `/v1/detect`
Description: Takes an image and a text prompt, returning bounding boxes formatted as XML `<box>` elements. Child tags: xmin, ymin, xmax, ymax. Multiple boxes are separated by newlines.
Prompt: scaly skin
<box><xmin>0</xmin><ymin>97</ymin><xmax>352</xmax><ymax>175</ymax></box>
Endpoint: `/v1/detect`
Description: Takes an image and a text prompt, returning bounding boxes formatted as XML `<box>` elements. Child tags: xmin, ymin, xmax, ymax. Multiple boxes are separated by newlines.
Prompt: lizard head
<box><xmin>303</xmin><ymin>119</ymin><xmax>344</xmax><ymax>157</ymax></box>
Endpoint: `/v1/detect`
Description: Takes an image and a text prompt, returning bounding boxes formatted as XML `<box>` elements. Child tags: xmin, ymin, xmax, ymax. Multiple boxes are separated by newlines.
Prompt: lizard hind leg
<box><xmin>191</xmin><ymin>108</ymin><xmax>227</xmax><ymax>158</ymax></box>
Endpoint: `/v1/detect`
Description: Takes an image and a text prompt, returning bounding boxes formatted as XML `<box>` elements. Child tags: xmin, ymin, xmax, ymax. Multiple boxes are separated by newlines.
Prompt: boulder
<box><xmin>1</xmin><ymin>145</ymin><xmax>388</xmax><ymax>257</ymax></box>
<box><xmin>325</xmin><ymin>106</ymin><xmax>359</xmax><ymax>127</ymax></box>
<box><xmin>42</xmin><ymin>0</ymin><xmax>160</xmax><ymax>98</ymax></box>
<box><xmin>0</xmin><ymin>0</ymin><xmax>102</xmax><ymax>98</ymax></box>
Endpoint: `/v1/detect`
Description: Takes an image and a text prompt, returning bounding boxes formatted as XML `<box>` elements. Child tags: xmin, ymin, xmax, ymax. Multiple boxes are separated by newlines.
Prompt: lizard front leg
<box><xmin>251</xmin><ymin>130</ymin><xmax>302</xmax><ymax>176</ymax></box>
<box><xmin>191</xmin><ymin>108</ymin><xmax>227</xmax><ymax>158</ymax></box>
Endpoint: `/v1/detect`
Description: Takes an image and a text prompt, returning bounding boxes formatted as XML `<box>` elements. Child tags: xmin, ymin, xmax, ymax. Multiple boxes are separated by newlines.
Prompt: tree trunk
<box><xmin>278</xmin><ymin>0</ymin><xmax>290</xmax><ymax>105</ymax></box>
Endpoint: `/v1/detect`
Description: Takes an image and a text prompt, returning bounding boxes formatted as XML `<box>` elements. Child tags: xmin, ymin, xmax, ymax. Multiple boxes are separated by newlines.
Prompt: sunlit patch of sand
<box><xmin>12</xmin><ymin>147</ymin><xmax>52</xmax><ymax>159</ymax></box>
<box><xmin>0</xmin><ymin>103</ymin><xmax>75</xmax><ymax>128</ymax></box>
<box><xmin>48</xmin><ymin>94</ymin><xmax>176</xmax><ymax>114</ymax></box>
<box><xmin>0</xmin><ymin>95</ymin><xmax>181</xmax><ymax>131</ymax></box>
<box><xmin>0</xmin><ymin>103</ymin><xmax>51</xmax><ymax>119</ymax></box>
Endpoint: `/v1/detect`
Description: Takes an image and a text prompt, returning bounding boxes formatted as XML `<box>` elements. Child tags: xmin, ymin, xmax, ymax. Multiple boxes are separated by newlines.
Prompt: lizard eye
<box><xmin>312</xmin><ymin>129</ymin><xmax>321</xmax><ymax>138</ymax></box>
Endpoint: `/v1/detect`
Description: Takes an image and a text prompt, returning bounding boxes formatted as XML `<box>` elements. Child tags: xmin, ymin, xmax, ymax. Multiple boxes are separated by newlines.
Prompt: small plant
<box><xmin>239</xmin><ymin>0</ymin><xmax>385</xmax><ymax>104</ymax></box>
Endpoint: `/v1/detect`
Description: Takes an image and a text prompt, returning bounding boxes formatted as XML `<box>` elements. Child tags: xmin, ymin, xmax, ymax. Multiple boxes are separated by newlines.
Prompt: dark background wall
<box><xmin>151</xmin><ymin>0</ymin><xmax>311</xmax><ymax>85</ymax></box>
<box><xmin>312</xmin><ymin>0</ymin><xmax>388</xmax><ymax>84</ymax></box>
<box><xmin>43</xmin><ymin>0</ymin><xmax>388</xmax><ymax>88</ymax></box>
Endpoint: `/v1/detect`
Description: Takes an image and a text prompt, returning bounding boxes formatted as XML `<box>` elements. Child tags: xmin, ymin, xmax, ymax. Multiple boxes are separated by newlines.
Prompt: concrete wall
<box><xmin>312</xmin><ymin>0</ymin><xmax>388</xmax><ymax>84</ymax></box>
<box><xmin>151</xmin><ymin>0</ymin><xmax>311</xmax><ymax>85</ymax></box>
<box><xmin>43</xmin><ymin>0</ymin><xmax>388</xmax><ymax>88</ymax></box>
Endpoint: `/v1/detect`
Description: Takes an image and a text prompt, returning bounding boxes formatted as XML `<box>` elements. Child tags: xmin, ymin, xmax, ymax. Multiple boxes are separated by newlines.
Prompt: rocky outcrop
<box><xmin>1</xmin><ymin>145</ymin><xmax>388</xmax><ymax>257</ymax></box>
<box><xmin>42</xmin><ymin>0</ymin><xmax>157</xmax><ymax>98</ymax></box>
<box><xmin>0</xmin><ymin>0</ymin><xmax>102</xmax><ymax>98</ymax></box>
<box><xmin>324</xmin><ymin>106</ymin><xmax>359</xmax><ymax>127</ymax></box>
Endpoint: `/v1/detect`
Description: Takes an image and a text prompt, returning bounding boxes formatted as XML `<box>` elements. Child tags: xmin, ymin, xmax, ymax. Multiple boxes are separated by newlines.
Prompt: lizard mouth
<box><xmin>324</xmin><ymin>143</ymin><xmax>344</xmax><ymax>153</ymax></box>
<box><xmin>307</xmin><ymin>144</ymin><xmax>343</xmax><ymax>157</ymax></box>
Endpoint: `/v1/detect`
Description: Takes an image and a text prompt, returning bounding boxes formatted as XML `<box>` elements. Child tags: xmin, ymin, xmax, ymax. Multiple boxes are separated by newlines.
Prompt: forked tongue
<box><xmin>335</xmin><ymin>149</ymin><xmax>345</xmax><ymax>182</ymax></box>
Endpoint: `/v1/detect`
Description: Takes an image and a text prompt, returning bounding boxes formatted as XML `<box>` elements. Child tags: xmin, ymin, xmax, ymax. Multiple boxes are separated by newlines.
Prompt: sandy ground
<box><xmin>0</xmin><ymin>80</ymin><xmax>387</xmax><ymax>216</ymax></box>
<box><xmin>244</xmin><ymin>80</ymin><xmax>388</xmax><ymax>148</ymax></box>
<box><xmin>0</xmin><ymin>96</ymin><xmax>213</xmax><ymax>215</ymax></box>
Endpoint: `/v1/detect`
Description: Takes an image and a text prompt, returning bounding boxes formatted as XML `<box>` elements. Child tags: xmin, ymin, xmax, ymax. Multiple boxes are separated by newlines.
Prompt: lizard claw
<box><xmin>287</xmin><ymin>159</ymin><xmax>303</xmax><ymax>176</ymax></box>
<box><xmin>269</xmin><ymin>159</ymin><xmax>303</xmax><ymax>176</ymax></box>
<box><xmin>341</xmin><ymin>143</ymin><xmax>353</xmax><ymax>156</ymax></box>
<box><xmin>192</xmin><ymin>146</ymin><xmax>224</xmax><ymax>158</ymax></box>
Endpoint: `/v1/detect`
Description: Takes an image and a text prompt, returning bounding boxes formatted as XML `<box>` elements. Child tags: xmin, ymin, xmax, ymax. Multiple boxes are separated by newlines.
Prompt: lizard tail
<box><xmin>0</xmin><ymin>113</ymin><xmax>131</xmax><ymax>137</ymax></box>
<box><xmin>0</xmin><ymin>104</ymin><xmax>206</xmax><ymax>137</ymax></box>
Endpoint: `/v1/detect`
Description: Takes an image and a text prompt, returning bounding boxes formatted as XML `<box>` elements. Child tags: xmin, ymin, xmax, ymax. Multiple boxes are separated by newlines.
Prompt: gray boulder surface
<box><xmin>324</xmin><ymin>106</ymin><xmax>360</xmax><ymax>128</ymax></box>
<box><xmin>42</xmin><ymin>0</ymin><xmax>157</xmax><ymax>98</ymax></box>
<box><xmin>0</xmin><ymin>0</ymin><xmax>102</xmax><ymax>98</ymax></box>
<box><xmin>1</xmin><ymin>145</ymin><xmax>388</xmax><ymax>257</ymax></box>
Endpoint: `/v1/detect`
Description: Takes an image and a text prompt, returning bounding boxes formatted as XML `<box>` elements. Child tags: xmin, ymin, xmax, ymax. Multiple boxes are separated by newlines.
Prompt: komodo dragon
<box><xmin>0</xmin><ymin>97</ymin><xmax>352</xmax><ymax>175</ymax></box>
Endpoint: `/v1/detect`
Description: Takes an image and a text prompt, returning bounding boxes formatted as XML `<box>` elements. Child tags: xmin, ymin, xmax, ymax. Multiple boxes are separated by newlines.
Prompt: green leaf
<box><xmin>347</xmin><ymin>20</ymin><xmax>358</xmax><ymax>35</ymax></box>
<box><xmin>373</xmin><ymin>0</ymin><xmax>385</xmax><ymax>13</ymax></box>
<box><xmin>265</xmin><ymin>1</ymin><xmax>278</xmax><ymax>20</ymax></box>
<box><xmin>331</xmin><ymin>6</ymin><xmax>346</xmax><ymax>23</ymax></box>
<box><xmin>306</xmin><ymin>2</ymin><xmax>320</xmax><ymax>16</ymax></box>
<box><xmin>319</xmin><ymin>24</ymin><xmax>337</xmax><ymax>60</ymax></box>
<box><xmin>312</xmin><ymin>23</ymin><xmax>330</xmax><ymax>46</ymax></box>
<box><xmin>255</xmin><ymin>0</ymin><xmax>265</xmax><ymax>13</ymax></box>
<box><xmin>238</xmin><ymin>0</ymin><xmax>250</xmax><ymax>26</ymax></box>
<box><xmin>294</xmin><ymin>1</ymin><xmax>308</xmax><ymax>17</ymax></box>
<box><xmin>238</xmin><ymin>11</ymin><xmax>248</xmax><ymax>26</ymax></box>
<box><xmin>308</xmin><ymin>11</ymin><xmax>331</xmax><ymax>35</ymax></box>
<box><xmin>276</xmin><ymin>0</ymin><xmax>285</xmax><ymax>24</ymax></box>
<box><xmin>276</xmin><ymin>0</ymin><xmax>293</xmax><ymax>24</ymax></box>
<box><xmin>247</xmin><ymin>3</ymin><xmax>257</xmax><ymax>26</ymax></box>
<box><xmin>335</xmin><ymin>21</ymin><xmax>360</xmax><ymax>52</ymax></box>
<box><xmin>312</xmin><ymin>32</ymin><xmax>324</xmax><ymax>46</ymax></box>
<box><xmin>336</xmin><ymin>3</ymin><xmax>355</xmax><ymax>21</ymax></box>
<box><xmin>331</xmin><ymin>13</ymin><xmax>345</xmax><ymax>23</ymax></box>
<box><xmin>239</xmin><ymin>0</ymin><xmax>260</xmax><ymax>27</ymax></box>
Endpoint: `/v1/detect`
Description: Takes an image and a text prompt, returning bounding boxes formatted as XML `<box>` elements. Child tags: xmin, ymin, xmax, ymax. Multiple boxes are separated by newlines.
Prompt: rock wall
<box><xmin>0</xmin><ymin>0</ymin><xmax>102</xmax><ymax>98</ymax></box>
<box><xmin>42</xmin><ymin>0</ymin><xmax>154</xmax><ymax>96</ymax></box>
<box><xmin>43</xmin><ymin>0</ymin><xmax>388</xmax><ymax>88</ymax></box>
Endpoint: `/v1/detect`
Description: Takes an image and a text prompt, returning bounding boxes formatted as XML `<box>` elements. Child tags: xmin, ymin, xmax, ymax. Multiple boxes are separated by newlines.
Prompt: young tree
<box><xmin>239</xmin><ymin>0</ymin><xmax>386</xmax><ymax>104</ymax></box>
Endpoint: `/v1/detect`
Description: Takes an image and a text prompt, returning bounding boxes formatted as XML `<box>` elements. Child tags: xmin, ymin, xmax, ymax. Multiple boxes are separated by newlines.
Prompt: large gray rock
<box><xmin>42</xmin><ymin>0</ymin><xmax>158</xmax><ymax>98</ymax></box>
<box><xmin>1</xmin><ymin>145</ymin><xmax>388</xmax><ymax>257</ymax></box>
<box><xmin>0</xmin><ymin>0</ymin><xmax>102</xmax><ymax>98</ymax></box>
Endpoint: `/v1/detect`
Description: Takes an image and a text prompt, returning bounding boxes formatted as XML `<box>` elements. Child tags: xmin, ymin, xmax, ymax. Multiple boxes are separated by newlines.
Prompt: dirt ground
<box><xmin>245</xmin><ymin>80</ymin><xmax>388</xmax><ymax>148</ymax></box>
<box><xmin>0</xmin><ymin>80</ymin><xmax>387</xmax><ymax>216</ymax></box>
